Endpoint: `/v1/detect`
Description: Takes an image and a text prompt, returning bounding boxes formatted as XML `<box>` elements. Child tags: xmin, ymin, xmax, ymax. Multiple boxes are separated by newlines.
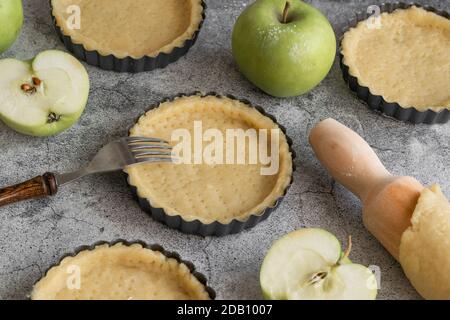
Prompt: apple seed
<box><xmin>32</xmin><ymin>77</ymin><xmax>42</xmax><ymax>86</ymax></box>
<box><xmin>20</xmin><ymin>83</ymin><xmax>36</xmax><ymax>94</ymax></box>
<box><xmin>307</xmin><ymin>271</ymin><xmax>328</xmax><ymax>286</ymax></box>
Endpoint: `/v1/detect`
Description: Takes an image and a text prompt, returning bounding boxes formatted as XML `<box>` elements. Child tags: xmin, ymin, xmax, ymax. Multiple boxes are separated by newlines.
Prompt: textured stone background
<box><xmin>0</xmin><ymin>0</ymin><xmax>448</xmax><ymax>300</ymax></box>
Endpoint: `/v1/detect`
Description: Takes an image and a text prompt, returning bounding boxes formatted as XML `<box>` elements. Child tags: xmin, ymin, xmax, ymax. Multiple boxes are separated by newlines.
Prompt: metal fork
<box><xmin>0</xmin><ymin>137</ymin><xmax>173</xmax><ymax>207</ymax></box>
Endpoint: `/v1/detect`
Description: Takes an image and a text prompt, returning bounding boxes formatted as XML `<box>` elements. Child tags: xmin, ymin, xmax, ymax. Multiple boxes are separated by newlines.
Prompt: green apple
<box><xmin>232</xmin><ymin>0</ymin><xmax>336</xmax><ymax>97</ymax></box>
<box><xmin>0</xmin><ymin>0</ymin><xmax>23</xmax><ymax>53</ymax></box>
<box><xmin>0</xmin><ymin>50</ymin><xmax>90</xmax><ymax>136</ymax></box>
<box><xmin>260</xmin><ymin>228</ymin><xmax>378</xmax><ymax>300</ymax></box>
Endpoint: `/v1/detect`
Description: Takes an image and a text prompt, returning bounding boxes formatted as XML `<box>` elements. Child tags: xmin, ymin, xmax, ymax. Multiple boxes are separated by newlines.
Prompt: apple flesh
<box><xmin>0</xmin><ymin>0</ymin><xmax>23</xmax><ymax>53</ymax></box>
<box><xmin>0</xmin><ymin>50</ymin><xmax>90</xmax><ymax>136</ymax></box>
<box><xmin>260</xmin><ymin>228</ymin><xmax>378</xmax><ymax>300</ymax></box>
<box><xmin>232</xmin><ymin>0</ymin><xmax>336</xmax><ymax>97</ymax></box>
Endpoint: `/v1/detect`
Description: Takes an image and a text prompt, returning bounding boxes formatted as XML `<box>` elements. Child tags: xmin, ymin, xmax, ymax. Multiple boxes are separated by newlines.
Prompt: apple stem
<box><xmin>341</xmin><ymin>235</ymin><xmax>352</xmax><ymax>261</ymax></box>
<box><xmin>282</xmin><ymin>1</ymin><xmax>291</xmax><ymax>24</ymax></box>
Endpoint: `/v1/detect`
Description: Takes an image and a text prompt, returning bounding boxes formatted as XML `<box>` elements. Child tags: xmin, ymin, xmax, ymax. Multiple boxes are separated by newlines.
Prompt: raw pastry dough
<box><xmin>399</xmin><ymin>185</ymin><xmax>450</xmax><ymax>299</ymax></box>
<box><xmin>126</xmin><ymin>95</ymin><xmax>293</xmax><ymax>224</ymax></box>
<box><xmin>32</xmin><ymin>243</ymin><xmax>211</xmax><ymax>300</ymax></box>
<box><xmin>51</xmin><ymin>0</ymin><xmax>204</xmax><ymax>58</ymax></box>
<box><xmin>342</xmin><ymin>6</ymin><xmax>450</xmax><ymax>112</ymax></box>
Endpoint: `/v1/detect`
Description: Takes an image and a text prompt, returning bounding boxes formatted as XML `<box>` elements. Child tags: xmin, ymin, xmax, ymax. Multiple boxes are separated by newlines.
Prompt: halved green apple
<box><xmin>0</xmin><ymin>50</ymin><xmax>89</xmax><ymax>136</ymax></box>
<box><xmin>260</xmin><ymin>228</ymin><xmax>378</xmax><ymax>300</ymax></box>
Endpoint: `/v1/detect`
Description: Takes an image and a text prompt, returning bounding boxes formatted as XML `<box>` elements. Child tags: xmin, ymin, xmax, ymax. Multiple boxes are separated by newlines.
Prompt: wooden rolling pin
<box><xmin>309</xmin><ymin>118</ymin><xmax>423</xmax><ymax>260</ymax></box>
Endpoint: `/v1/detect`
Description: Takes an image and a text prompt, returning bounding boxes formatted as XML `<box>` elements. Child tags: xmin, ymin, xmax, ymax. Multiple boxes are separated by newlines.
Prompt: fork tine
<box><xmin>130</xmin><ymin>144</ymin><xmax>172</xmax><ymax>151</ymax></box>
<box><xmin>126</xmin><ymin>136</ymin><xmax>168</xmax><ymax>144</ymax></box>
<box><xmin>133</xmin><ymin>150</ymin><xmax>173</xmax><ymax>158</ymax></box>
<box><xmin>134</xmin><ymin>157</ymin><xmax>174</xmax><ymax>164</ymax></box>
<box><xmin>124</xmin><ymin>136</ymin><xmax>175</xmax><ymax>165</ymax></box>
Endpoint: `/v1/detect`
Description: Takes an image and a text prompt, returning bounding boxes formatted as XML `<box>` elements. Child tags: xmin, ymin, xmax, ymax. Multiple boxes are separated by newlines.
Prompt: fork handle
<box><xmin>0</xmin><ymin>173</ymin><xmax>58</xmax><ymax>207</ymax></box>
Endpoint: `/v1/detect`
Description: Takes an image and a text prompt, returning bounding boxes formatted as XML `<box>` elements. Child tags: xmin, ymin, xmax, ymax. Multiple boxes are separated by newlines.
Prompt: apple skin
<box><xmin>232</xmin><ymin>0</ymin><xmax>336</xmax><ymax>97</ymax></box>
<box><xmin>0</xmin><ymin>103</ymin><xmax>85</xmax><ymax>137</ymax></box>
<box><xmin>0</xmin><ymin>0</ymin><xmax>23</xmax><ymax>54</ymax></box>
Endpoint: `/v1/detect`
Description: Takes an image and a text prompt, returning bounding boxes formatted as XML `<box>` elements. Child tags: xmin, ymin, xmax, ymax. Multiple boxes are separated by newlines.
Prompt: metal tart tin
<box><xmin>32</xmin><ymin>239</ymin><xmax>216</xmax><ymax>300</ymax></box>
<box><xmin>126</xmin><ymin>92</ymin><xmax>296</xmax><ymax>237</ymax></box>
<box><xmin>339</xmin><ymin>2</ymin><xmax>450</xmax><ymax>124</ymax></box>
<box><xmin>49</xmin><ymin>0</ymin><xmax>206</xmax><ymax>73</ymax></box>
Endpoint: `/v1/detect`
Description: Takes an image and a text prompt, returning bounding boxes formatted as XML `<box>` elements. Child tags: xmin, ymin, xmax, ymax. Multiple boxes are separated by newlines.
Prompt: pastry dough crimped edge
<box><xmin>341</xmin><ymin>6</ymin><xmax>450</xmax><ymax>113</ymax></box>
<box><xmin>399</xmin><ymin>185</ymin><xmax>450</xmax><ymax>300</ymax></box>
<box><xmin>31</xmin><ymin>242</ymin><xmax>211</xmax><ymax>300</ymax></box>
<box><xmin>126</xmin><ymin>94</ymin><xmax>293</xmax><ymax>225</ymax></box>
<box><xmin>51</xmin><ymin>0</ymin><xmax>204</xmax><ymax>59</ymax></box>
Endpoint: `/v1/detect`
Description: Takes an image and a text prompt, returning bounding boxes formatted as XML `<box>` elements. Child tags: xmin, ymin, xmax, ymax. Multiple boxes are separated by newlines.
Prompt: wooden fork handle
<box><xmin>0</xmin><ymin>173</ymin><xmax>58</xmax><ymax>207</ymax></box>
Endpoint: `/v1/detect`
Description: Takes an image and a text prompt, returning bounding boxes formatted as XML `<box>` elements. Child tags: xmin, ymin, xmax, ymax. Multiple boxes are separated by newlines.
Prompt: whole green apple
<box><xmin>232</xmin><ymin>0</ymin><xmax>336</xmax><ymax>97</ymax></box>
<box><xmin>0</xmin><ymin>0</ymin><xmax>24</xmax><ymax>54</ymax></box>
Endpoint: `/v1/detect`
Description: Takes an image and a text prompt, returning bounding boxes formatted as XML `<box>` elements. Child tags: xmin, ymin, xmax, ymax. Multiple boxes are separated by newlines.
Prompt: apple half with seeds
<box><xmin>0</xmin><ymin>50</ymin><xmax>89</xmax><ymax>136</ymax></box>
<box><xmin>260</xmin><ymin>228</ymin><xmax>378</xmax><ymax>300</ymax></box>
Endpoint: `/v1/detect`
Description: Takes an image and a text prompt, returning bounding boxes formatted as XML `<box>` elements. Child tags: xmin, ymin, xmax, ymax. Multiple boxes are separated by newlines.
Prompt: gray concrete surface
<box><xmin>0</xmin><ymin>0</ymin><xmax>448</xmax><ymax>300</ymax></box>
